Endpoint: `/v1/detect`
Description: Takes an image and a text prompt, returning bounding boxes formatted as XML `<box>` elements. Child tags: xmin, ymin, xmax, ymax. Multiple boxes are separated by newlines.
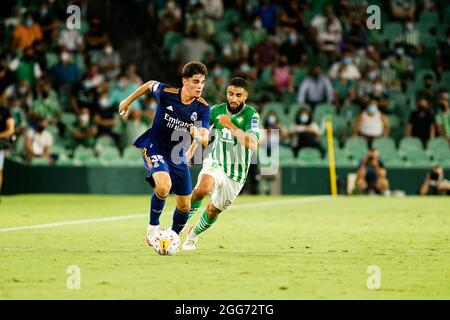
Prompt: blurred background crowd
<box><xmin>0</xmin><ymin>0</ymin><xmax>449</xmax><ymax>180</ymax></box>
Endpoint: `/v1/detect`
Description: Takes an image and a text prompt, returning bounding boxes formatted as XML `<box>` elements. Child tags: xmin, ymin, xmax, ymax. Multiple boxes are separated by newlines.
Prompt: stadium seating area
<box><xmin>1</xmin><ymin>0</ymin><xmax>449</xmax><ymax>169</ymax></box>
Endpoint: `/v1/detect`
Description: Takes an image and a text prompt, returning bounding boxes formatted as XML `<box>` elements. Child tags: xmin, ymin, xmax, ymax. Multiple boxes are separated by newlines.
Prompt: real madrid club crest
<box><xmin>191</xmin><ymin>112</ymin><xmax>198</xmax><ymax>121</ymax></box>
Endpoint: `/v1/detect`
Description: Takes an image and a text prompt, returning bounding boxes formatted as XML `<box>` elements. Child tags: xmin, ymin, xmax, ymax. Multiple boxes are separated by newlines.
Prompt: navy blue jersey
<box><xmin>134</xmin><ymin>82</ymin><xmax>210</xmax><ymax>155</ymax></box>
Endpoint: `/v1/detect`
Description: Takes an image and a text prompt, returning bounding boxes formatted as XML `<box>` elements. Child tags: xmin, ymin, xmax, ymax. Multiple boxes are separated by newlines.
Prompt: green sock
<box><xmin>193</xmin><ymin>209</ymin><xmax>217</xmax><ymax>236</ymax></box>
<box><xmin>188</xmin><ymin>199</ymin><xmax>203</xmax><ymax>220</ymax></box>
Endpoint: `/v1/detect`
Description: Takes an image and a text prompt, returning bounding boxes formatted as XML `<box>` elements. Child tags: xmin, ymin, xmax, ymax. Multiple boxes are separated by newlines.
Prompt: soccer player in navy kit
<box><xmin>118</xmin><ymin>62</ymin><xmax>210</xmax><ymax>245</ymax></box>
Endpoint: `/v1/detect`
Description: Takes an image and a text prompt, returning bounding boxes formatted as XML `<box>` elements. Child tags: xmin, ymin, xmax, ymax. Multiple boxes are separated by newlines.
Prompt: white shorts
<box><xmin>198</xmin><ymin>158</ymin><xmax>244</xmax><ymax>212</ymax></box>
<box><xmin>0</xmin><ymin>150</ymin><xmax>4</xmax><ymax>170</ymax></box>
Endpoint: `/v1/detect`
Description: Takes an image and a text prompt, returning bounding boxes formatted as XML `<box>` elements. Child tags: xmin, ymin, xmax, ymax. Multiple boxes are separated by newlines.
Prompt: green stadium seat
<box><xmin>432</xmin><ymin>149</ymin><xmax>450</xmax><ymax>164</ymax></box>
<box><xmin>427</xmin><ymin>137</ymin><xmax>449</xmax><ymax>154</ymax></box>
<box><xmin>223</xmin><ymin>8</ymin><xmax>241</xmax><ymax>26</ymax></box>
<box><xmin>381</xmin><ymin>22</ymin><xmax>402</xmax><ymax>42</ymax></box>
<box><xmin>292</xmin><ymin>68</ymin><xmax>308</xmax><ymax>87</ymax></box>
<box><xmin>344</xmin><ymin>137</ymin><xmax>368</xmax><ymax>160</ymax></box>
<box><xmin>74</xmin><ymin>147</ymin><xmax>95</xmax><ymax>162</ymax></box>
<box><xmin>418</xmin><ymin>11</ymin><xmax>439</xmax><ymax>25</ymax></box>
<box><xmin>405</xmin><ymin>149</ymin><xmax>431</xmax><ymax>166</ymax></box>
<box><xmin>99</xmin><ymin>146</ymin><xmax>121</xmax><ymax>162</ymax></box>
<box><xmin>373</xmin><ymin>137</ymin><xmax>396</xmax><ymax>154</ymax></box>
<box><xmin>298</xmin><ymin>148</ymin><xmax>322</xmax><ymax>165</ymax></box>
<box><xmin>51</xmin><ymin>145</ymin><xmax>67</xmax><ymax>157</ymax></box>
<box><xmin>123</xmin><ymin>146</ymin><xmax>142</xmax><ymax>161</ymax></box>
<box><xmin>440</xmin><ymin>71</ymin><xmax>450</xmax><ymax>88</ymax></box>
<box><xmin>415</xmin><ymin>69</ymin><xmax>436</xmax><ymax>90</ymax></box>
<box><xmin>61</xmin><ymin>112</ymin><xmax>77</xmax><ymax>127</ymax></box>
<box><xmin>96</xmin><ymin>135</ymin><xmax>116</xmax><ymax>148</ymax></box>
<box><xmin>261</xmin><ymin>102</ymin><xmax>285</xmax><ymax>122</ymax></box>
<box><xmin>56</xmin><ymin>158</ymin><xmax>75</xmax><ymax>166</ymax></box>
<box><xmin>279</xmin><ymin>146</ymin><xmax>294</xmax><ymax>159</ymax></box>
<box><xmin>82</xmin><ymin>157</ymin><xmax>103</xmax><ymax>167</ymax></box>
<box><xmin>399</xmin><ymin>137</ymin><xmax>423</xmax><ymax>155</ymax></box>
<box><xmin>332</xmin><ymin>115</ymin><xmax>351</xmax><ymax>140</ymax></box>
<box><xmin>163</xmin><ymin>31</ymin><xmax>183</xmax><ymax>52</ymax></box>
<box><xmin>383</xmin><ymin>157</ymin><xmax>405</xmax><ymax>167</ymax></box>
<box><xmin>280</xmin><ymin>92</ymin><xmax>296</xmax><ymax>111</ymax></box>
<box><xmin>31</xmin><ymin>157</ymin><xmax>51</xmax><ymax>166</ymax></box>
<box><xmin>313</xmin><ymin>103</ymin><xmax>335</xmax><ymax>123</ymax></box>
<box><xmin>320</xmin><ymin>135</ymin><xmax>339</xmax><ymax>151</ymax></box>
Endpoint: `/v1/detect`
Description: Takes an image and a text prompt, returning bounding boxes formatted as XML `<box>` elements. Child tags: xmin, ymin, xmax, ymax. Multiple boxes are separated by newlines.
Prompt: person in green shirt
<box><xmin>30</xmin><ymin>78</ymin><xmax>61</xmax><ymax>126</ymax></box>
<box><xmin>69</xmin><ymin>107</ymin><xmax>98</xmax><ymax>149</ymax></box>
<box><xmin>182</xmin><ymin>77</ymin><xmax>260</xmax><ymax>250</ymax></box>
<box><xmin>435</xmin><ymin>94</ymin><xmax>450</xmax><ymax>141</ymax></box>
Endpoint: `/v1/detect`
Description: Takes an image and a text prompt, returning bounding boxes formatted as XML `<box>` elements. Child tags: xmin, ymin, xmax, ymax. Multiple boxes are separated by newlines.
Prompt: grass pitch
<box><xmin>0</xmin><ymin>195</ymin><xmax>449</xmax><ymax>300</ymax></box>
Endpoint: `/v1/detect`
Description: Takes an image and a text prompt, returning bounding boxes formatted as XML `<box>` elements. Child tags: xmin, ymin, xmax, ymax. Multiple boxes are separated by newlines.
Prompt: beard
<box><xmin>227</xmin><ymin>101</ymin><xmax>244</xmax><ymax>114</ymax></box>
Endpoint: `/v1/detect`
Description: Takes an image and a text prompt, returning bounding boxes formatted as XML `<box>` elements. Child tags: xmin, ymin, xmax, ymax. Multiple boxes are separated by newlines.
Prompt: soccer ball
<box><xmin>152</xmin><ymin>229</ymin><xmax>180</xmax><ymax>255</ymax></box>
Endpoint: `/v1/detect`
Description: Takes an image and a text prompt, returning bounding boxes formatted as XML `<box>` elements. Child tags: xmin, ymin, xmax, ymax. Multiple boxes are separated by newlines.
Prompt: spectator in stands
<box><xmin>125</xmin><ymin>63</ymin><xmax>143</xmax><ymax>86</ymax></box>
<box><xmin>122</xmin><ymin>106</ymin><xmax>147</xmax><ymax>148</ymax></box>
<box><xmin>420</xmin><ymin>165</ymin><xmax>450</xmax><ymax>195</ymax></box>
<box><xmin>406</xmin><ymin>98</ymin><xmax>436</xmax><ymax>146</ymax></box>
<box><xmin>279</xmin><ymin>30</ymin><xmax>307</xmax><ymax>67</ymax></box>
<box><xmin>203</xmin><ymin>64</ymin><xmax>226</xmax><ymax>105</ymax></box>
<box><xmin>0</xmin><ymin>103</ymin><xmax>14</xmax><ymax>193</ymax></box>
<box><xmin>390</xmin><ymin>0</ymin><xmax>415</xmax><ymax>21</ymax></box>
<box><xmin>71</xmin><ymin>72</ymin><xmax>100</xmax><ymax>114</ymax></box>
<box><xmin>84</xmin><ymin>18</ymin><xmax>110</xmax><ymax>62</ymax></box>
<box><xmin>353</xmin><ymin>100</ymin><xmax>389</xmax><ymax>146</ymax></box>
<box><xmin>343</xmin><ymin>19</ymin><xmax>369</xmax><ymax>49</ymax></box>
<box><xmin>332</xmin><ymin>72</ymin><xmax>356</xmax><ymax>109</ymax></box>
<box><xmin>9</xmin><ymin>46</ymin><xmax>43</xmax><ymax>87</ymax></box>
<box><xmin>98</xmin><ymin>42</ymin><xmax>121</xmax><ymax>81</ymax></box>
<box><xmin>200</xmin><ymin>0</ymin><xmax>224</xmax><ymax>19</ymax></box>
<box><xmin>311</xmin><ymin>4</ymin><xmax>343</xmax><ymax>57</ymax></box>
<box><xmin>278</xmin><ymin>0</ymin><xmax>306</xmax><ymax>33</ymax></box>
<box><xmin>289</xmin><ymin>107</ymin><xmax>325</xmax><ymax>158</ymax></box>
<box><xmin>14</xmin><ymin>80</ymin><xmax>33</xmax><ymax>112</ymax></box>
<box><xmin>389</xmin><ymin>45</ymin><xmax>414</xmax><ymax>84</ymax></box>
<box><xmin>93</xmin><ymin>91</ymin><xmax>119</xmax><ymax>146</ymax></box>
<box><xmin>12</xmin><ymin>11</ymin><xmax>43</xmax><ymax>51</ymax></box>
<box><xmin>109</xmin><ymin>73</ymin><xmax>139</xmax><ymax>107</ymax></box>
<box><xmin>435</xmin><ymin>91</ymin><xmax>450</xmax><ymax>141</ymax></box>
<box><xmin>57</xmin><ymin>20</ymin><xmax>84</xmax><ymax>53</ymax></box>
<box><xmin>380</xmin><ymin>56</ymin><xmax>401</xmax><ymax>91</ymax></box>
<box><xmin>30</xmin><ymin>78</ymin><xmax>61</xmax><ymax>127</ymax></box>
<box><xmin>417</xmin><ymin>74</ymin><xmax>436</xmax><ymax>105</ymax></box>
<box><xmin>252</xmin><ymin>34</ymin><xmax>279</xmax><ymax>70</ymax></box>
<box><xmin>272</xmin><ymin>55</ymin><xmax>294</xmax><ymax>97</ymax></box>
<box><xmin>436</xmin><ymin>28</ymin><xmax>450</xmax><ymax>75</ymax></box>
<box><xmin>140</xmin><ymin>95</ymin><xmax>158</xmax><ymax>125</ymax></box>
<box><xmin>178</xmin><ymin>25</ymin><xmax>211</xmax><ymax>67</ymax></box>
<box><xmin>259</xmin><ymin>111</ymin><xmax>287</xmax><ymax>158</ymax></box>
<box><xmin>157</xmin><ymin>0</ymin><xmax>182</xmax><ymax>34</ymax></box>
<box><xmin>243</xmin><ymin>17</ymin><xmax>268</xmax><ymax>49</ymax></box>
<box><xmin>355</xmin><ymin>148</ymin><xmax>390</xmax><ymax>195</ymax></box>
<box><xmin>357</xmin><ymin>64</ymin><xmax>379</xmax><ymax>101</ymax></box>
<box><xmin>70</xmin><ymin>107</ymin><xmax>98</xmax><ymax>149</ymax></box>
<box><xmin>10</xmin><ymin>96</ymin><xmax>27</xmax><ymax>137</ymax></box>
<box><xmin>329</xmin><ymin>50</ymin><xmax>361</xmax><ymax>81</ymax></box>
<box><xmin>297</xmin><ymin>64</ymin><xmax>334</xmax><ymax>109</ymax></box>
<box><xmin>23</xmin><ymin>117</ymin><xmax>53</xmax><ymax>163</ymax></box>
<box><xmin>397</xmin><ymin>19</ymin><xmax>422</xmax><ymax>56</ymax></box>
<box><xmin>185</xmin><ymin>2</ymin><xmax>215</xmax><ymax>41</ymax></box>
<box><xmin>222</xmin><ymin>25</ymin><xmax>249</xmax><ymax>70</ymax></box>
<box><xmin>369</xmin><ymin>79</ymin><xmax>390</xmax><ymax>113</ymax></box>
<box><xmin>0</xmin><ymin>54</ymin><xmax>16</xmax><ymax>102</ymax></box>
<box><xmin>49</xmin><ymin>49</ymin><xmax>80</xmax><ymax>91</ymax></box>
<box><xmin>35</xmin><ymin>0</ymin><xmax>59</xmax><ymax>43</ymax></box>
<box><xmin>252</xmin><ymin>0</ymin><xmax>278</xmax><ymax>34</ymax></box>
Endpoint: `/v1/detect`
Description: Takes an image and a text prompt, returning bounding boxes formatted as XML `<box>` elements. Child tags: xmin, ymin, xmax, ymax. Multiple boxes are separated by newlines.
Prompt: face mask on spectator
<box><xmin>149</xmin><ymin>101</ymin><xmax>158</xmax><ymax>111</ymax></box>
<box><xmin>40</xmin><ymin>7</ymin><xmax>48</xmax><ymax>16</ymax></box>
<box><xmin>213</xmin><ymin>67</ymin><xmax>221</xmax><ymax>77</ymax></box>
<box><xmin>382</xmin><ymin>60</ymin><xmax>390</xmax><ymax>68</ymax></box>
<box><xmin>61</xmin><ymin>52</ymin><xmax>71</xmax><ymax>63</ymax></box>
<box><xmin>240</xmin><ymin>63</ymin><xmax>250</xmax><ymax>73</ymax></box>
<box><xmin>105</xmin><ymin>46</ymin><xmax>113</xmax><ymax>55</ymax></box>
<box><xmin>288</xmin><ymin>33</ymin><xmax>297</xmax><ymax>42</ymax></box>
<box><xmin>299</xmin><ymin>114</ymin><xmax>309</xmax><ymax>124</ymax></box>
<box><xmin>368</xmin><ymin>71</ymin><xmax>377</xmax><ymax>80</ymax></box>
<box><xmin>19</xmin><ymin>86</ymin><xmax>29</xmax><ymax>95</ymax></box>
<box><xmin>374</xmin><ymin>83</ymin><xmax>384</xmax><ymax>93</ymax></box>
<box><xmin>99</xmin><ymin>97</ymin><xmax>110</xmax><ymax>109</ymax></box>
<box><xmin>118</xmin><ymin>80</ymin><xmax>127</xmax><ymax>89</ymax></box>
<box><xmin>79</xmin><ymin>114</ymin><xmax>89</xmax><ymax>125</ymax></box>
<box><xmin>24</xmin><ymin>18</ymin><xmax>33</xmax><ymax>27</ymax></box>
<box><xmin>267</xmin><ymin>115</ymin><xmax>277</xmax><ymax>126</ymax></box>
<box><xmin>83</xmin><ymin>80</ymin><xmax>93</xmax><ymax>89</ymax></box>
<box><xmin>367</xmin><ymin>104</ymin><xmax>377</xmax><ymax>113</ymax></box>
<box><xmin>395</xmin><ymin>47</ymin><xmax>404</xmax><ymax>56</ymax></box>
<box><xmin>254</xmin><ymin>19</ymin><xmax>262</xmax><ymax>29</ymax></box>
<box><xmin>406</xmin><ymin>22</ymin><xmax>414</xmax><ymax>31</ymax></box>
<box><xmin>342</xmin><ymin>57</ymin><xmax>352</xmax><ymax>65</ymax></box>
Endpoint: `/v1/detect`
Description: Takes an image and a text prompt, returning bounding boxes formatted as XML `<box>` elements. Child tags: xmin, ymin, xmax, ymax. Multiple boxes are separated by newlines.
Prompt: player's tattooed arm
<box><xmin>218</xmin><ymin>115</ymin><xmax>258</xmax><ymax>152</ymax></box>
<box><xmin>119</xmin><ymin>80</ymin><xmax>156</xmax><ymax>117</ymax></box>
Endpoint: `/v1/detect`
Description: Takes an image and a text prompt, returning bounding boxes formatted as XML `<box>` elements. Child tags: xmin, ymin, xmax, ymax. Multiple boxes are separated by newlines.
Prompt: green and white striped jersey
<box><xmin>207</xmin><ymin>103</ymin><xmax>260</xmax><ymax>183</ymax></box>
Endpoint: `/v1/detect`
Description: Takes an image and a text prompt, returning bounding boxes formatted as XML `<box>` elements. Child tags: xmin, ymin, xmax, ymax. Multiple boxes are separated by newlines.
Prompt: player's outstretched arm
<box><xmin>118</xmin><ymin>80</ymin><xmax>156</xmax><ymax>117</ymax></box>
<box><xmin>218</xmin><ymin>115</ymin><xmax>258</xmax><ymax>152</ymax></box>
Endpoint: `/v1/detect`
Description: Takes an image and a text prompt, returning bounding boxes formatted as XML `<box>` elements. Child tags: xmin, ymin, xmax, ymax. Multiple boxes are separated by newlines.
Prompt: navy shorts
<box><xmin>141</xmin><ymin>144</ymin><xmax>192</xmax><ymax>196</ymax></box>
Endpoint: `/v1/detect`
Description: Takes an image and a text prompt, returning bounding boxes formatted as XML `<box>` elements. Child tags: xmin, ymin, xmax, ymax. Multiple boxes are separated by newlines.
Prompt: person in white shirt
<box><xmin>353</xmin><ymin>101</ymin><xmax>389</xmax><ymax>145</ymax></box>
<box><xmin>24</xmin><ymin>118</ymin><xmax>53</xmax><ymax>163</ymax></box>
<box><xmin>329</xmin><ymin>50</ymin><xmax>361</xmax><ymax>81</ymax></box>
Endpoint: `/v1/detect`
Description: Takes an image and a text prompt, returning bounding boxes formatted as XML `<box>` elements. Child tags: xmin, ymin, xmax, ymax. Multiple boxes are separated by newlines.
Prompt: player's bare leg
<box><xmin>182</xmin><ymin>201</ymin><xmax>221</xmax><ymax>251</ymax></box>
<box><xmin>146</xmin><ymin>171</ymin><xmax>172</xmax><ymax>246</ymax></box>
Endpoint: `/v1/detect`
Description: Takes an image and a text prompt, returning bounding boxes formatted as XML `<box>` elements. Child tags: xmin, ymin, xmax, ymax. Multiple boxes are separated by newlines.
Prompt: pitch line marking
<box><xmin>0</xmin><ymin>196</ymin><xmax>329</xmax><ymax>233</ymax></box>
